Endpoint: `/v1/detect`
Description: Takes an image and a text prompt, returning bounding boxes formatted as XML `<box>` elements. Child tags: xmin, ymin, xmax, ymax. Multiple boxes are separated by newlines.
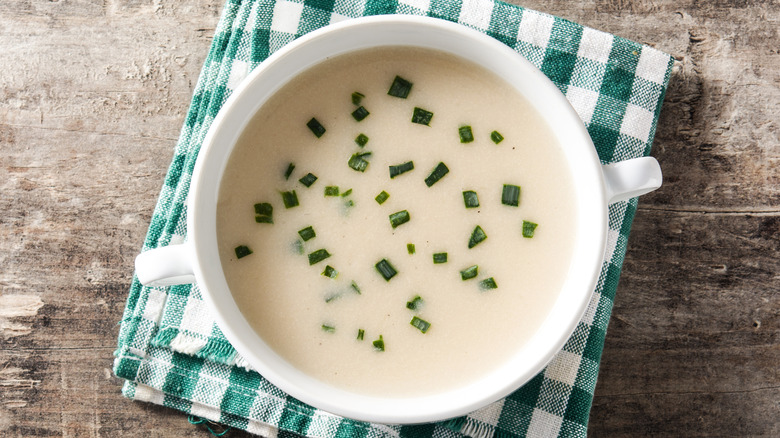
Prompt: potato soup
<box><xmin>217</xmin><ymin>47</ymin><xmax>577</xmax><ymax>397</ymax></box>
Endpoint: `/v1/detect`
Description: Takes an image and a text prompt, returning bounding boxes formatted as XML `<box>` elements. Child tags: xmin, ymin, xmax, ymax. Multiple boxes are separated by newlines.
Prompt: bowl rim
<box><xmin>188</xmin><ymin>15</ymin><xmax>607</xmax><ymax>424</ymax></box>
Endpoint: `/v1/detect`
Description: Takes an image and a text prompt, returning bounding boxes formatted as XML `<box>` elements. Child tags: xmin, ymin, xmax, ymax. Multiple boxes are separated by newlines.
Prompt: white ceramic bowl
<box><xmin>135</xmin><ymin>15</ymin><xmax>661</xmax><ymax>424</ymax></box>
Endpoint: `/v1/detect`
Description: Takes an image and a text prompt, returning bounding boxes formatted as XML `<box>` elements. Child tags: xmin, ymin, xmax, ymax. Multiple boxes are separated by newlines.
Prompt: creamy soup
<box><xmin>217</xmin><ymin>47</ymin><xmax>577</xmax><ymax>397</ymax></box>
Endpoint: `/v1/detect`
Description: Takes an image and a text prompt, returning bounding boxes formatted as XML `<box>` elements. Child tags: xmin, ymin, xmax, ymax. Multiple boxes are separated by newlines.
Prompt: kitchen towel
<box><xmin>113</xmin><ymin>0</ymin><xmax>674</xmax><ymax>436</ymax></box>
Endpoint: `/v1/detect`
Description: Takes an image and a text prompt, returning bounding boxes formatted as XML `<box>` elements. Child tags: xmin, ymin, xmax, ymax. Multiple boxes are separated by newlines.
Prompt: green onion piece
<box><xmin>298</xmin><ymin>226</ymin><xmax>316</xmax><ymax>242</ymax></box>
<box><xmin>341</xmin><ymin>188</ymin><xmax>352</xmax><ymax>197</ymax></box>
<box><xmin>410</xmin><ymin>316</ymin><xmax>431</xmax><ymax>333</ymax></box>
<box><xmin>389</xmin><ymin>161</ymin><xmax>414</xmax><ymax>178</ymax></box>
<box><xmin>389</xmin><ymin>210</ymin><xmax>410</xmax><ymax>229</ymax></box>
<box><xmin>502</xmin><ymin>184</ymin><xmax>521</xmax><ymax>207</ymax></box>
<box><xmin>281</xmin><ymin>190</ymin><xmax>299</xmax><ymax>209</ymax></box>
<box><xmin>406</xmin><ymin>295</ymin><xmax>423</xmax><ymax>311</ymax></box>
<box><xmin>355</xmin><ymin>133</ymin><xmax>369</xmax><ymax>147</ymax></box>
<box><xmin>462</xmin><ymin>191</ymin><xmax>479</xmax><ymax>209</ymax></box>
<box><xmin>308</xmin><ymin>249</ymin><xmax>331</xmax><ymax>265</ymax></box>
<box><xmin>433</xmin><ymin>252</ymin><xmax>448</xmax><ymax>264</ymax></box>
<box><xmin>234</xmin><ymin>245</ymin><xmax>252</xmax><ymax>259</ymax></box>
<box><xmin>522</xmin><ymin>220</ymin><xmax>538</xmax><ymax>238</ymax></box>
<box><xmin>298</xmin><ymin>173</ymin><xmax>318</xmax><ymax>188</ymax></box>
<box><xmin>325</xmin><ymin>293</ymin><xmax>340</xmax><ymax>303</ymax></box>
<box><xmin>388</xmin><ymin>76</ymin><xmax>412</xmax><ymax>98</ymax></box>
<box><xmin>351</xmin><ymin>92</ymin><xmax>365</xmax><ymax>105</ymax></box>
<box><xmin>357</xmin><ymin>329</ymin><xmax>365</xmax><ymax>340</ymax></box>
<box><xmin>460</xmin><ymin>265</ymin><xmax>479</xmax><ymax>280</ymax></box>
<box><xmin>375</xmin><ymin>190</ymin><xmax>390</xmax><ymax>205</ymax></box>
<box><xmin>375</xmin><ymin>259</ymin><xmax>397</xmax><ymax>281</ymax></box>
<box><xmin>479</xmin><ymin>277</ymin><xmax>498</xmax><ymax>290</ymax></box>
<box><xmin>373</xmin><ymin>335</ymin><xmax>385</xmax><ymax>351</ymax></box>
<box><xmin>254</xmin><ymin>203</ymin><xmax>273</xmax><ymax>224</ymax></box>
<box><xmin>324</xmin><ymin>186</ymin><xmax>339</xmax><ymax>197</ymax></box>
<box><xmin>348</xmin><ymin>152</ymin><xmax>371</xmax><ymax>172</ymax></box>
<box><xmin>292</xmin><ymin>239</ymin><xmax>304</xmax><ymax>255</ymax></box>
<box><xmin>468</xmin><ymin>225</ymin><xmax>487</xmax><ymax>249</ymax></box>
<box><xmin>307</xmin><ymin>118</ymin><xmax>326</xmax><ymax>138</ymax></box>
<box><xmin>459</xmin><ymin>125</ymin><xmax>474</xmax><ymax>143</ymax></box>
<box><xmin>351</xmin><ymin>281</ymin><xmax>361</xmax><ymax>294</ymax></box>
<box><xmin>407</xmin><ymin>243</ymin><xmax>416</xmax><ymax>254</ymax></box>
<box><xmin>411</xmin><ymin>107</ymin><xmax>433</xmax><ymax>126</ymax></box>
<box><xmin>344</xmin><ymin>199</ymin><xmax>355</xmax><ymax>208</ymax></box>
<box><xmin>322</xmin><ymin>265</ymin><xmax>338</xmax><ymax>279</ymax></box>
<box><xmin>284</xmin><ymin>162</ymin><xmax>295</xmax><ymax>180</ymax></box>
<box><xmin>351</xmin><ymin>106</ymin><xmax>370</xmax><ymax>122</ymax></box>
<box><xmin>424</xmin><ymin>162</ymin><xmax>449</xmax><ymax>187</ymax></box>
<box><xmin>491</xmin><ymin>130</ymin><xmax>504</xmax><ymax>144</ymax></box>
<box><xmin>321</xmin><ymin>324</ymin><xmax>335</xmax><ymax>333</ymax></box>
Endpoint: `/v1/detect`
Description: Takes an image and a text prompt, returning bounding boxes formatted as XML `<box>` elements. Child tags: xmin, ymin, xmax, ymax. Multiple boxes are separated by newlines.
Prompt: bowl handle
<box><xmin>135</xmin><ymin>243</ymin><xmax>196</xmax><ymax>287</ymax></box>
<box><xmin>602</xmin><ymin>157</ymin><xmax>663</xmax><ymax>204</ymax></box>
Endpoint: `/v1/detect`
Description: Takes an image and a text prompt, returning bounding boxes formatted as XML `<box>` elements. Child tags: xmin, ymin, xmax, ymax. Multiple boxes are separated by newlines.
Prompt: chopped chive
<box><xmin>388</xmin><ymin>76</ymin><xmax>412</xmax><ymax>98</ymax></box>
<box><xmin>424</xmin><ymin>162</ymin><xmax>449</xmax><ymax>187</ymax></box>
<box><xmin>389</xmin><ymin>161</ymin><xmax>414</xmax><ymax>178</ymax></box>
<box><xmin>357</xmin><ymin>329</ymin><xmax>365</xmax><ymax>340</ymax></box>
<box><xmin>406</xmin><ymin>295</ymin><xmax>423</xmax><ymax>311</ymax></box>
<box><xmin>351</xmin><ymin>106</ymin><xmax>370</xmax><ymax>122</ymax></box>
<box><xmin>284</xmin><ymin>162</ymin><xmax>295</xmax><ymax>180</ymax></box>
<box><xmin>341</xmin><ymin>188</ymin><xmax>352</xmax><ymax>197</ymax></box>
<box><xmin>411</xmin><ymin>107</ymin><xmax>433</xmax><ymax>126</ymax></box>
<box><xmin>325</xmin><ymin>292</ymin><xmax>341</xmax><ymax>303</ymax></box>
<box><xmin>351</xmin><ymin>281</ymin><xmax>361</xmax><ymax>294</ymax></box>
<box><xmin>322</xmin><ymin>265</ymin><xmax>338</xmax><ymax>279</ymax></box>
<box><xmin>308</xmin><ymin>249</ymin><xmax>331</xmax><ymax>265</ymax></box>
<box><xmin>407</xmin><ymin>243</ymin><xmax>416</xmax><ymax>254</ymax></box>
<box><xmin>234</xmin><ymin>245</ymin><xmax>252</xmax><ymax>259</ymax></box>
<box><xmin>459</xmin><ymin>125</ymin><xmax>474</xmax><ymax>143</ymax></box>
<box><xmin>502</xmin><ymin>184</ymin><xmax>521</xmax><ymax>207</ymax></box>
<box><xmin>375</xmin><ymin>259</ymin><xmax>397</xmax><ymax>281</ymax></box>
<box><xmin>292</xmin><ymin>239</ymin><xmax>304</xmax><ymax>255</ymax></box>
<box><xmin>433</xmin><ymin>252</ymin><xmax>448</xmax><ymax>264</ymax></box>
<box><xmin>254</xmin><ymin>202</ymin><xmax>273</xmax><ymax>223</ymax></box>
<box><xmin>389</xmin><ymin>210</ymin><xmax>411</xmax><ymax>229</ymax></box>
<box><xmin>462</xmin><ymin>191</ymin><xmax>479</xmax><ymax>209</ymax></box>
<box><xmin>344</xmin><ymin>199</ymin><xmax>355</xmax><ymax>208</ymax></box>
<box><xmin>324</xmin><ymin>186</ymin><xmax>339</xmax><ymax>197</ymax></box>
<box><xmin>375</xmin><ymin>190</ymin><xmax>390</xmax><ymax>205</ymax></box>
<box><xmin>321</xmin><ymin>324</ymin><xmax>335</xmax><ymax>333</ymax></box>
<box><xmin>351</xmin><ymin>92</ymin><xmax>365</xmax><ymax>105</ymax></box>
<box><xmin>348</xmin><ymin>152</ymin><xmax>371</xmax><ymax>172</ymax></box>
<box><xmin>410</xmin><ymin>316</ymin><xmax>431</xmax><ymax>333</ymax></box>
<box><xmin>298</xmin><ymin>226</ymin><xmax>316</xmax><ymax>242</ymax></box>
<box><xmin>355</xmin><ymin>133</ymin><xmax>369</xmax><ymax>147</ymax></box>
<box><xmin>491</xmin><ymin>130</ymin><xmax>504</xmax><ymax>144</ymax></box>
<box><xmin>479</xmin><ymin>277</ymin><xmax>498</xmax><ymax>290</ymax></box>
<box><xmin>373</xmin><ymin>335</ymin><xmax>385</xmax><ymax>351</ymax></box>
<box><xmin>307</xmin><ymin>117</ymin><xmax>326</xmax><ymax>138</ymax></box>
<box><xmin>460</xmin><ymin>265</ymin><xmax>479</xmax><ymax>280</ymax></box>
<box><xmin>468</xmin><ymin>225</ymin><xmax>487</xmax><ymax>249</ymax></box>
<box><xmin>281</xmin><ymin>190</ymin><xmax>299</xmax><ymax>208</ymax></box>
<box><xmin>522</xmin><ymin>220</ymin><xmax>538</xmax><ymax>238</ymax></box>
<box><xmin>298</xmin><ymin>173</ymin><xmax>318</xmax><ymax>187</ymax></box>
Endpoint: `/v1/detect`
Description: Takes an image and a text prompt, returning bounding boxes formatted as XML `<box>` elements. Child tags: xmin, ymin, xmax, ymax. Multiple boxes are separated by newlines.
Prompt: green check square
<box><xmin>601</xmin><ymin>65</ymin><xmax>635</xmax><ymax>101</ymax></box>
<box><xmin>487</xmin><ymin>2</ymin><xmax>522</xmax><ymax>47</ymax></box>
<box><xmin>563</xmin><ymin>386</ymin><xmax>593</xmax><ymax>425</ymax></box>
<box><xmin>278</xmin><ymin>399</ymin><xmax>315</xmax><ymax>432</ymax></box>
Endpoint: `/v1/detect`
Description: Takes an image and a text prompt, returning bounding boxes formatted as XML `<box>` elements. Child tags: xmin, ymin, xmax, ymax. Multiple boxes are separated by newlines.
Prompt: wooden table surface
<box><xmin>1</xmin><ymin>0</ymin><xmax>778</xmax><ymax>436</ymax></box>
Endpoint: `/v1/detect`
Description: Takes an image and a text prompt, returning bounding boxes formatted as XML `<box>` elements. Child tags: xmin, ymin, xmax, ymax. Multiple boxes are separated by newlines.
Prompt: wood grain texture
<box><xmin>1</xmin><ymin>0</ymin><xmax>777</xmax><ymax>436</ymax></box>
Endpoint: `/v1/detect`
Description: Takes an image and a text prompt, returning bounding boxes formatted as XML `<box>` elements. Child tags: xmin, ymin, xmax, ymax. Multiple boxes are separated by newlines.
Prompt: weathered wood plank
<box><xmin>589</xmin><ymin>210</ymin><xmax>780</xmax><ymax>436</ymax></box>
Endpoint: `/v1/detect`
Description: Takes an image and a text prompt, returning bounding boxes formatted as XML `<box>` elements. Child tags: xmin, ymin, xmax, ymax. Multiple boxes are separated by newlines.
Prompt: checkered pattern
<box><xmin>114</xmin><ymin>0</ymin><xmax>673</xmax><ymax>437</ymax></box>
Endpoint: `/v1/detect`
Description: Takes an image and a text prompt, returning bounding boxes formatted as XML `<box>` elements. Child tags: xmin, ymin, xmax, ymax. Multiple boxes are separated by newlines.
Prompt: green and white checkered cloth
<box><xmin>114</xmin><ymin>0</ymin><xmax>673</xmax><ymax>436</ymax></box>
